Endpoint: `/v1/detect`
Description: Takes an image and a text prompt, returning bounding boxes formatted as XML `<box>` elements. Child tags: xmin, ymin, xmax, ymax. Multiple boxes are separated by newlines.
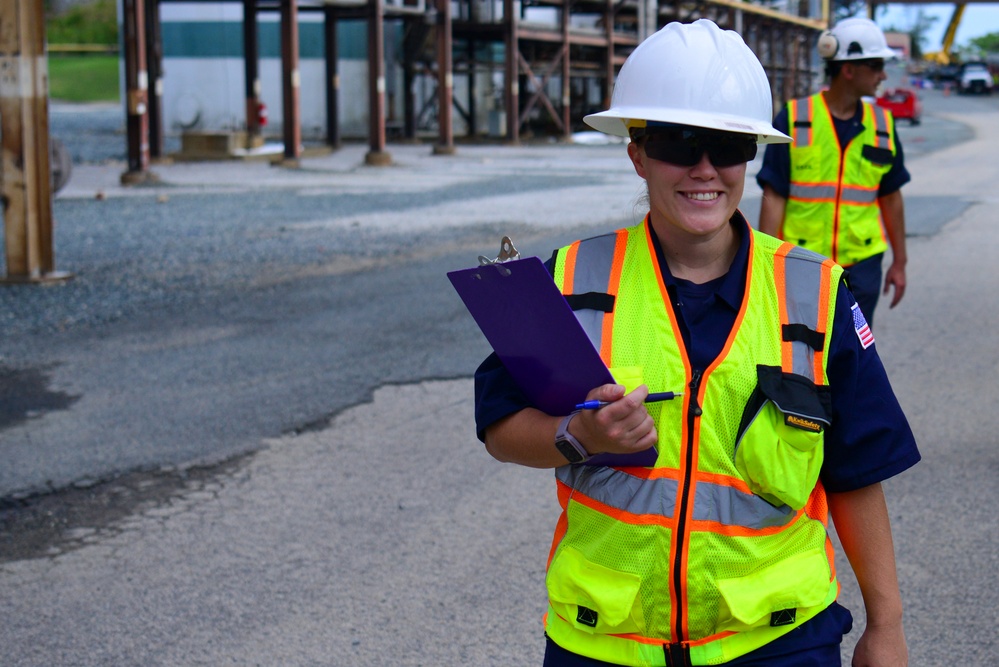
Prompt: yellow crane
<box><xmin>924</xmin><ymin>3</ymin><xmax>966</xmax><ymax>65</ymax></box>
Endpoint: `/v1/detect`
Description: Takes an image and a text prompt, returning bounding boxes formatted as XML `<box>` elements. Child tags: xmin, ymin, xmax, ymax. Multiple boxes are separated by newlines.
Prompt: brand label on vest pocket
<box><xmin>770</xmin><ymin>608</ymin><xmax>797</xmax><ymax>627</ymax></box>
<box><xmin>785</xmin><ymin>414</ymin><xmax>823</xmax><ymax>433</ymax></box>
<box><xmin>576</xmin><ymin>606</ymin><xmax>598</xmax><ymax>627</ymax></box>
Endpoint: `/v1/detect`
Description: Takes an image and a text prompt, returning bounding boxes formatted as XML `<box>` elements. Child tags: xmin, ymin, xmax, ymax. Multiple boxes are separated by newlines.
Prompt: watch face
<box><xmin>556</xmin><ymin>438</ymin><xmax>584</xmax><ymax>463</ymax></box>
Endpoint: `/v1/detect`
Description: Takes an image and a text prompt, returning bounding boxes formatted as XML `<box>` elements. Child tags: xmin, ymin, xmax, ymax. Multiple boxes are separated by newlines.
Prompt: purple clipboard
<box><xmin>448</xmin><ymin>256</ymin><xmax>657</xmax><ymax>467</ymax></box>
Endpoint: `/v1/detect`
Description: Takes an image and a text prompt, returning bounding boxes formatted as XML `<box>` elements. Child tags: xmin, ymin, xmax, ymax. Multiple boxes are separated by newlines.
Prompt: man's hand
<box><xmin>852</xmin><ymin>620</ymin><xmax>908</xmax><ymax>667</ymax></box>
<box><xmin>883</xmin><ymin>260</ymin><xmax>906</xmax><ymax>308</ymax></box>
<box><xmin>878</xmin><ymin>190</ymin><xmax>907</xmax><ymax>309</ymax></box>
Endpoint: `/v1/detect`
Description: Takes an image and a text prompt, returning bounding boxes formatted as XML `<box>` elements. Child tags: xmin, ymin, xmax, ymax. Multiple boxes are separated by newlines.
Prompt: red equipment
<box><xmin>875</xmin><ymin>88</ymin><xmax>922</xmax><ymax>125</ymax></box>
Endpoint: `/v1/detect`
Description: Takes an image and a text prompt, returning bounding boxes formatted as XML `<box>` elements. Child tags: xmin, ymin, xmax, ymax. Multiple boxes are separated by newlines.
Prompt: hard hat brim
<box><xmin>583</xmin><ymin>107</ymin><xmax>792</xmax><ymax>144</ymax></box>
<box><xmin>831</xmin><ymin>45</ymin><xmax>898</xmax><ymax>61</ymax></box>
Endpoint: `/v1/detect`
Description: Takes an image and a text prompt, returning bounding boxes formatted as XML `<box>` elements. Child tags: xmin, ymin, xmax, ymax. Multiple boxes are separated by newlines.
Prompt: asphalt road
<box><xmin>1</xmin><ymin>70</ymin><xmax>998</xmax><ymax>665</ymax></box>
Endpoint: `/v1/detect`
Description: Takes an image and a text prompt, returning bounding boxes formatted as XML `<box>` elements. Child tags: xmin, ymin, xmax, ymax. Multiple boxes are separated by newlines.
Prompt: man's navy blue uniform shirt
<box><xmin>473</xmin><ymin>215</ymin><xmax>920</xmax><ymax>663</ymax></box>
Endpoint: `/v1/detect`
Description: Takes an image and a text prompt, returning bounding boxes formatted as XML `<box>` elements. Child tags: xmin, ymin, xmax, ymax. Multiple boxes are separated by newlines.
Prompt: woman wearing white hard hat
<box><xmin>473</xmin><ymin>19</ymin><xmax>919</xmax><ymax>666</ymax></box>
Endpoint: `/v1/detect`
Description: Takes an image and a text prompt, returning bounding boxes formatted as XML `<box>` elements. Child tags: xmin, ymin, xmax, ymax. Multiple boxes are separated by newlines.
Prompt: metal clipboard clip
<box><xmin>478</xmin><ymin>236</ymin><xmax>520</xmax><ymax>276</ymax></box>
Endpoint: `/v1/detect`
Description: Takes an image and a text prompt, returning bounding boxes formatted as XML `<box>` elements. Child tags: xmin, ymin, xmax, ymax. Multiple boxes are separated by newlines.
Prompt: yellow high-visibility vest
<box><xmin>782</xmin><ymin>93</ymin><xmax>896</xmax><ymax>266</ymax></box>
<box><xmin>544</xmin><ymin>219</ymin><xmax>842</xmax><ymax>665</ymax></box>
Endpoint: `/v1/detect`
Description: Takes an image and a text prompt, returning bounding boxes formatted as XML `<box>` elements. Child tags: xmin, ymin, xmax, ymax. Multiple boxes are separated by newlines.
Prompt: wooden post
<box><xmin>280</xmin><ymin>0</ymin><xmax>302</xmax><ymax>165</ymax></box>
<box><xmin>0</xmin><ymin>0</ymin><xmax>70</xmax><ymax>283</ymax></box>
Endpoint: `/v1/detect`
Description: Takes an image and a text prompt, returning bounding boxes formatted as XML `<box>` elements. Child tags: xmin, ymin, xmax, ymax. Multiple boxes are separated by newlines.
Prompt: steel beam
<box><xmin>145</xmin><ymin>0</ymin><xmax>165</xmax><ymax>159</ymax></box>
<box><xmin>433</xmin><ymin>0</ymin><xmax>456</xmax><ymax>155</ymax></box>
<box><xmin>280</xmin><ymin>0</ymin><xmax>302</xmax><ymax>164</ymax></box>
<box><xmin>121</xmin><ymin>0</ymin><xmax>157</xmax><ymax>184</ymax></box>
<box><xmin>366</xmin><ymin>0</ymin><xmax>391</xmax><ymax>164</ymax></box>
<box><xmin>244</xmin><ymin>0</ymin><xmax>262</xmax><ymax>146</ymax></box>
<box><xmin>324</xmin><ymin>6</ymin><xmax>342</xmax><ymax>148</ymax></box>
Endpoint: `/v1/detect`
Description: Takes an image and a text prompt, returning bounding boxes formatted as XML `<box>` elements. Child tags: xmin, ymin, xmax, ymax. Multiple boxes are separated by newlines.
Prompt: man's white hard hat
<box><xmin>583</xmin><ymin>19</ymin><xmax>790</xmax><ymax>144</ymax></box>
<box><xmin>817</xmin><ymin>17</ymin><xmax>897</xmax><ymax>62</ymax></box>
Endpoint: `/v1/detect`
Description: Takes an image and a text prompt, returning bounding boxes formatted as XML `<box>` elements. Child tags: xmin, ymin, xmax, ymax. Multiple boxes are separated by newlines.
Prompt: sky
<box><xmin>874</xmin><ymin>3</ymin><xmax>999</xmax><ymax>51</ymax></box>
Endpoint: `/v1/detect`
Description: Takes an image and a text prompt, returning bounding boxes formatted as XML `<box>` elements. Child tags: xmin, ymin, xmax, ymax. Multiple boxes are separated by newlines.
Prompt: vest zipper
<box><xmin>668</xmin><ymin>369</ymin><xmax>703</xmax><ymax>657</ymax></box>
<box><xmin>832</xmin><ymin>137</ymin><xmax>850</xmax><ymax>264</ymax></box>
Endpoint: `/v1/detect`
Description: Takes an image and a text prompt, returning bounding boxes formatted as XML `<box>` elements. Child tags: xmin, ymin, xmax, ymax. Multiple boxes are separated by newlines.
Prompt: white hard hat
<box><xmin>584</xmin><ymin>19</ymin><xmax>790</xmax><ymax>144</ymax></box>
<box><xmin>817</xmin><ymin>17</ymin><xmax>896</xmax><ymax>61</ymax></box>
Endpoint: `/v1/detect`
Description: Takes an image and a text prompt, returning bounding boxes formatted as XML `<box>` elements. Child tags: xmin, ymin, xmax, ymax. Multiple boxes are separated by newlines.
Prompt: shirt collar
<box><xmin>648</xmin><ymin>211</ymin><xmax>750</xmax><ymax>312</ymax></box>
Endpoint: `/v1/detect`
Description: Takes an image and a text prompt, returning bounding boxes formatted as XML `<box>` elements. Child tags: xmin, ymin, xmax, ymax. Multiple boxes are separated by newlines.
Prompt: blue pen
<box><xmin>575</xmin><ymin>392</ymin><xmax>683</xmax><ymax>410</ymax></box>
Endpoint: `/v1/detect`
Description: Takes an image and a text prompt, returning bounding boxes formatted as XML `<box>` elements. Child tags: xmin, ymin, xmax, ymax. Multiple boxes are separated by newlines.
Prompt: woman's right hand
<box><xmin>572</xmin><ymin>384</ymin><xmax>658</xmax><ymax>457</ymax></box>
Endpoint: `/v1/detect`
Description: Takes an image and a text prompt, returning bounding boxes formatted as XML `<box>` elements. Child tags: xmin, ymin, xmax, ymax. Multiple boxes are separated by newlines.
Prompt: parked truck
<box><xmin>957</xmin><ymin>62</ymin><xmax>993</xmax><ymax>95</ymax></box>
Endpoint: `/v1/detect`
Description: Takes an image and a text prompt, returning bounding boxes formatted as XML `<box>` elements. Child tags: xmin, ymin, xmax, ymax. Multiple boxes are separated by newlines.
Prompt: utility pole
<box><xmin>0</xmin><ymin>0</ymin><xmax>71</xmax><ymax>283</ymax></box>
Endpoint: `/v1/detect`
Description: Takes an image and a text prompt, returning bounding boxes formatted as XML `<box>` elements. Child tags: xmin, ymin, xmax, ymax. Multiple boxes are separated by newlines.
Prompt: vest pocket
<box><xmin>546</xmin><ymin>545</ymin><xmax>646</xmax><ymax>635</ymax></box>
<box><xmin>716</xmin><ymin>548</ymin><xmax>831</xmax><ymax>632</ymax></box>
<box><xmin>734</xmin><ymin>366</ymin><xmax>831</xmax><ymax>510</ymax></box>
<box><xmin>608</xmin><ymin>365</ymin><xmax>643</xmax><ymax>394</ymax></box>
<box><xmin>861</xmin><ymin>144</ymin><xmax>894</xmax><ymax>166</ymax></box>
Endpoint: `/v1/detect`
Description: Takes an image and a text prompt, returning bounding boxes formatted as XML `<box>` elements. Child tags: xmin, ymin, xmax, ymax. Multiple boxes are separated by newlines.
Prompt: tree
<box><xmin>969</xmin><ymin>32</ymin><xmax>999</xmax><ymax>55</ymax></box>
<box><xmin>45</xmin><ymin>0</ymin><xmax>117</xmax><ymax>45</ymax></box>
<box><xmin>833</xmin><ymin>0</ymin><xmax>868</xmax><ymax>22</ymax></box>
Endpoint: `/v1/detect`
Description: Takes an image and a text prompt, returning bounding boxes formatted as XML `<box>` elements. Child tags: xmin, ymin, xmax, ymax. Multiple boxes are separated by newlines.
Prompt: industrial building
<box><xmin>122</xmin><ymin>0</ymin><xmax>828</xmax><ymax>169</ymax></box>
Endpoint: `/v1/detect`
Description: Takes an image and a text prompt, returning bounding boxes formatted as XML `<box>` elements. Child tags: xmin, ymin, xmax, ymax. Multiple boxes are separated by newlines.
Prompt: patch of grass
<box><xmin>48</xmin><ymin>55</ymin><xmax>120</xmax><ymax>103</ymax></box>
<box><xmin>46</xmin><ymin>0</ymin><xmax>118</xmax><ymax>45</ymax></box>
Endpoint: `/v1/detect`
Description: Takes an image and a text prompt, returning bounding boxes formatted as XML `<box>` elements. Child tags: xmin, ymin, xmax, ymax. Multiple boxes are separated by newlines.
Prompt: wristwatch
<box><xmin>555</xmin><ymin>411</ymin><xmax>591</xmax><ymax>464</ymax></box>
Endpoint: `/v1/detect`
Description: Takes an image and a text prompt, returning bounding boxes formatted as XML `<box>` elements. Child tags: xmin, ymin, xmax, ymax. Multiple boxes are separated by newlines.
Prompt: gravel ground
<box><xmin>49</xmin><ymin>102</ymin><xmax>180</xmax><ymax>165</ymax></box>
<box><xmin>0</xmin><ymin>189</ymin><xmax>546</xmax><ymax>338</ymax></box>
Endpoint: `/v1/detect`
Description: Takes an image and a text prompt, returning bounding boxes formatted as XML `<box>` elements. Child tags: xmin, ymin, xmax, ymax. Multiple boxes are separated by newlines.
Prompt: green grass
<box><xmin>48</xmin><ymin>55</ymin><xmax>120</xmax><ymax>103</ymax></box>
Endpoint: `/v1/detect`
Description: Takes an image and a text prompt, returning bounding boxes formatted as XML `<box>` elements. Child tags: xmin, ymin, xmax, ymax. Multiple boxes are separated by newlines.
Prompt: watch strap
<box><xmin>555</xmin><ymin>411</ymin><xmax>590</xmax><ymax>464</ymax></box>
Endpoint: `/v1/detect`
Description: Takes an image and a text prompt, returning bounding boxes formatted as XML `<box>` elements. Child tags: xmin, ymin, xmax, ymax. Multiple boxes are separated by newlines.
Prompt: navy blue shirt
<box><xmin>756</xmin><ymin>100</ymin><xmax>911</xmax><ymax>198</ymax></box>
<box><xmin>474</xmin><ymin>215</ymin><xmax>919</xmax><ymax>662</ymax></box>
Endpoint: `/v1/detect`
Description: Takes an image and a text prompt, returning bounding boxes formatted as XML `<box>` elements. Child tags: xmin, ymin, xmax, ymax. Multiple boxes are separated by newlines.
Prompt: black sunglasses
<box><xmin>854</xmin><ymin>59</ymin><xmax>885</xmax><ymax>72</ymax></box>
<box><xmin>639</xmin><ymin>128</ymin><xmax>758</xmax><ymax>168</ymax></box>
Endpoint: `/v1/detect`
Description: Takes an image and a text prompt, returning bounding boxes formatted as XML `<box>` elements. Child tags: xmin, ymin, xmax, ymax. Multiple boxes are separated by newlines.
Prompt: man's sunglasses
<box><xmin>854</xmin><ymin>59</ymin><xmax>885</xmax><ymax>72</ymax></box>
<box><xmin>639</xmin><ymin>128</ymin><xmax>758</xmax><ymax>168</ymax></box>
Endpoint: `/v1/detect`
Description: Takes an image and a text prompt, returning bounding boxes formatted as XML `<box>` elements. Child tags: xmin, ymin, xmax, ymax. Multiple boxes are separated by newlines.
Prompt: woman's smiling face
<box><xmin>627</xmin><ymin>138</ymin><xmax>746</xmax><ymax>241</ymax></box>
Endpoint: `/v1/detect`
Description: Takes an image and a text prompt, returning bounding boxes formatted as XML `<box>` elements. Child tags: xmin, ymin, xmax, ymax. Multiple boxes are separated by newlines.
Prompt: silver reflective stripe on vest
<box><xmin>558</xmin><ymin>465</ymin><xmax>678</xmax><ymax>517</ymax></box>
<box><xmin>839</xmin><ymin>186</ymin><xmax>879</xmax><ymax>204</ymax></box>
<box><xmin>693</xmin><ymin>479</ymin><xmax>796</xmax><ymax>529</ymax></box>
<box><xmin>871</xmin><ymin>106</ymin><xmax>891</xmax><ymax>149</ymax></box>
<box><xmin>557</xmin><ymin>464</ymin><xmax>796</xmax><ymax>529</ymax></box>
<box><xmin>783</xmin><ymin>245</ymin><xmax>826</xmax><ymax>382</ymax></box>
<box><xmin>788</xmin><ymin>183</ymin><xmax>836</xmax><ymax>201</ymax></box>
<box><xmin>793</xmin><ymin>98</ymin><xmax>811</xmax><ymax>147</ymax></box>
<box><xmin>570</xmin><ymin>233</ymin><xmax>619</xmax><ymax>350</ymax></box>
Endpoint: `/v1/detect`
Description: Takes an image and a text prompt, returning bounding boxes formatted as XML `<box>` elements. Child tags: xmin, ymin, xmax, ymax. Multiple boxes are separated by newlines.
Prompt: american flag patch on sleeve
<box><xmin>852</xmin><ymin>303</ymin><xmax>875</xmax><ymax>349</ymax></box>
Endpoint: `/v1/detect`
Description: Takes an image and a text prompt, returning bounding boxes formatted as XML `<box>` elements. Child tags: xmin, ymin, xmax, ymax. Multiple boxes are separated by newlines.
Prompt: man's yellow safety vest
<box><xmin>544</xmin><ymin>218</ymin><xmax>842</xmax><ymax>666</ymax></box>
<box><xmin>782</xmin><ymin>92</ymin><xmax>896</xmax><ymax>267</ymax></box>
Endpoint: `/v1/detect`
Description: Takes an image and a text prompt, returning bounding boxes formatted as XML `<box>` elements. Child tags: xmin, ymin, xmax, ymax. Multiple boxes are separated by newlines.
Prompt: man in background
<box><xmin>757</xmin><ymin>17</ymin><xmax>910</xmax><ymax>326</ymax></box>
